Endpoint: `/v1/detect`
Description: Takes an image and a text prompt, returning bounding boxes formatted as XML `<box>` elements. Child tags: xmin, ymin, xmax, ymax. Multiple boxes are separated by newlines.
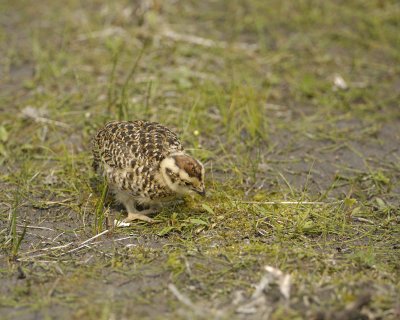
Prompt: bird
<box><xmin>92</xmin><ymin>120</ymin><xmax>205</xmax><ymax>224</ymax></box>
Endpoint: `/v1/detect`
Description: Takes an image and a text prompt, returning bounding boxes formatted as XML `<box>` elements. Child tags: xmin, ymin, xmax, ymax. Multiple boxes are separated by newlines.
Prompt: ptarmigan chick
<box><xmin>92</xmin><ymin>120</ymin><xmax>205</xmax><ymax>223</ymax></box>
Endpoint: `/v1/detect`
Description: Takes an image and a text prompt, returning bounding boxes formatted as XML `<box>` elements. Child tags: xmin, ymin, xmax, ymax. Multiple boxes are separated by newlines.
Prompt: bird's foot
<box><xmin>114</xmin><ymin>210</ymin><xmax>158</xmax><ymax>227</ymax></box>
<box><xmin>125</xmin><ymin>212</ymin><xmax>155</xmax><ymax>223</ymax></box>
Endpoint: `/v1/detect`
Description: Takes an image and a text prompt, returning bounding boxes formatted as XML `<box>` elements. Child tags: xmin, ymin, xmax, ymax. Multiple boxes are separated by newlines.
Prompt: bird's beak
<box><xmin>195</xmin><ymin>188</ymin><xmax>206</xmax><ymax>197</ymax></box>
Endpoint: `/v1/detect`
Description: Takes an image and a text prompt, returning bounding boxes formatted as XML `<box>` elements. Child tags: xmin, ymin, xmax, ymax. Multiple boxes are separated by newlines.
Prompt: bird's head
<box><xmin>160</xmin><ymin>152</ymin><xmax>205</xmax><ymax>197</ymax></box>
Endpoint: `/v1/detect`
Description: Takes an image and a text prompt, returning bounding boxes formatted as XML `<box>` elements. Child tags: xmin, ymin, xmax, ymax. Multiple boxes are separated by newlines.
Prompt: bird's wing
<box><xmin>94</xmin><ymin>121</ymin><xmax>183</xmax><ymax>170</ymax></box>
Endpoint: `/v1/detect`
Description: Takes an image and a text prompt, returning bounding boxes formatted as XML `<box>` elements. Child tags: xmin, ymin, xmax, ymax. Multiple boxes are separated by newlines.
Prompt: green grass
<box><xmin>0</xmin><ymin>0</ymin><xmax>399</xmax><ymax>319</ymax></box>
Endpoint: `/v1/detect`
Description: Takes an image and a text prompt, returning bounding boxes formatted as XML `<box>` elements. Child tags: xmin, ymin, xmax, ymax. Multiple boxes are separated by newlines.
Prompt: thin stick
<box><xmin>162</xmin><ymin>28</ymin><xmax>259</xmax><ymax>52</ymax></box>
<box><xmin>17</xmin><ymin>225</ymin><xmax>55</xmax><ymax>231</ymax></box>
<box><xmin>20</xmin><ymin>231</ymin><xmax>133</xmax><ymax>258</ymax></box>
<box><xmin>39</xmin><ymin>198</ymin><xmax>73</xmax><ymax>206</ymax></box>
<box><xmin>114</xmin><ymin>235</ymin><xmax>138</xmax><ymax>242</ymax></box>
<box><xmin>352</xmin><ymin>217</ymin><xmax>374</xmax><ymax>224</ymax></box>
<box><xmin>20</xmin><ymin>242</ymin><xmax>73</xmax><ymax>256</ymax></box>
<box><xmin>63</xmin><ymin>229</ymin><xmax>110</xmax><ymax>255</ymax></box>
<box><xmin>65</xmin><ymin>244</ymin><xmax>92</xmax><ymax>255</ymax></box>
<box><xmin>78</xmin><ymin>229</ymin><xmax>109</xmax><ymax>246</ymax></box>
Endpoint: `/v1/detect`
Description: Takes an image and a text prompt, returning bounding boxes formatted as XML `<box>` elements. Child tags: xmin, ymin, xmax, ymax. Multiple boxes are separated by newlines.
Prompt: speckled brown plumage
<box><xmin>92</xmin><ymin>120</ymin><xmax>205</xmax><ymax>224</ymax></box>
<box><xmin>92</xmin><ymin>120</ymin><xmax>183</xmax><ymax>200</ymax></box>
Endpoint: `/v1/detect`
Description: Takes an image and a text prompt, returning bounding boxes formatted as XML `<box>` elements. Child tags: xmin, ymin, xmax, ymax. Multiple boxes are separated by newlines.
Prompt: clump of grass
<box><xmin>93</xmin><ymin>178</ymin><xmax>109</xmax><ymax>234</ymax></box>
<box><xmin>107</xmin><ymin>46</ymin><xmax>146</xmax><ymax>121</ymax></box>
<box><xmin>6</xmin><ymin>189</ymin><xmax>27</xmax><ymax>261</ymax></box>
<box><xmin>0</xmin><ymin>124</ymin><xmax>9</xmax><ymax>166</ymax></box>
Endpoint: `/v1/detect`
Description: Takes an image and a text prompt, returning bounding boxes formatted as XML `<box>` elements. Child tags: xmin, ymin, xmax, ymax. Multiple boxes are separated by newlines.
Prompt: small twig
<box><xmin>79</xmin><ymin>230</ymin><xmax>109</xmax><ymax>246</ymax></box>
<box><xmin>63</xmin><ymin>229</ymin><xmax>109</xmax><ymax>255</ymax></box>
<box><xmin>65</xmin><ymin>244</ymin><xmax>92</xmax><ymax>255</ymax></box>
<box><xmin>20</xmin><ymin>242</ymin><xmax>74</xmax><ymax>257</ymax></box>
<box><xmin>21</xmin><ymin>106</ymin><xmax>71</xmax><ymax>128</ymax></box>
<box><xmin>28</xmin><ymin>116</ymin><xmax>71</xmax><ymax>129</ymax></box>
<box><xmin>39</xmin><ymin>198</ymin><xmax>73</xmax><ymax>206</ymax></box>
<box><xmin>162</xmin><ymin>29</ymin><xmax>227</xmax><ymax>48</ymax></box>
<box><xmin>161</xmin><ymin>28</ymin><xmax>259</xmax><ymax>52</ymax></box>
<box><xmin>351</xmin><ymin>217</ymin><xmax>375</xmax><ymax>224</ymax></box>
<box><xmin>21</xmin><ymin>230</ymin><xmax>110</xmax><ymax>259</ymax></box>
<box><xmin>82</xmin><ymin>255</ymin><xmax>94</xmax><ymax>264</ymax></box>
<box><xmin>17</xmin><ymin>225</ymin><xmax>55</xmax><ymax>231</ymax></box>
<box><xmin>20</xmin><ymin>231</ymin><xmax>135</xmax><ymax>259</ymax></box>
<box><xmin>114</xmin><ymin>234</ymin><xmax>138</xmax><ymax>242</ymax></box>
<box><xmin>52</xmin><ymin>232</ymin><xmax>65</xmax><ymax>242</ymax></box>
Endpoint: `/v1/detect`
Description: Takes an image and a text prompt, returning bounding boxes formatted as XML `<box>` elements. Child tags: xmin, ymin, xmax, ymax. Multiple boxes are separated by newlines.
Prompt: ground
<box><xmin>0</xmin><ymin>0</ymin><xmax>399</xmax><ymax>319</ymax></box>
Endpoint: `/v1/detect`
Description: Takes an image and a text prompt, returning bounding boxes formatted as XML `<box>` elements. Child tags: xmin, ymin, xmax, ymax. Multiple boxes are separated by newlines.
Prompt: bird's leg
<box><xmin>114</xmin><ymin>192</ymin><xmax>158</xmax><ymax>226</ymax></box>
<box><xmin>122</xmin><ymin>199</ymin><xmax>155</xmax><ymax>223</ymax></box>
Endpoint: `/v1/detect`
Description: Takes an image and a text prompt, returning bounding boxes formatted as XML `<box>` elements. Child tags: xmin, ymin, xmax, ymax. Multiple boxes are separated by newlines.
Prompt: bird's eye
<box><xmin>184</xmin><ymin>181</ymin><xmax>191</xmax><ymax>186</ymax></box>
